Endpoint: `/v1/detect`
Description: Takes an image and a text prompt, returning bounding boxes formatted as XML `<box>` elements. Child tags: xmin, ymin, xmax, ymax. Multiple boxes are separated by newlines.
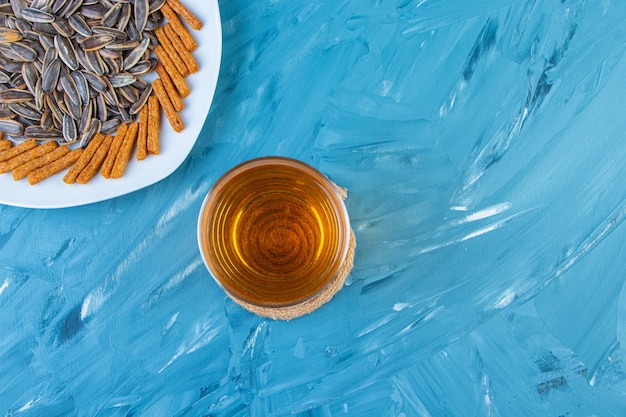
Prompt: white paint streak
<box><xmin>358</xmin><ymin>314</ymin><xmax>396</xmax><ymax>337</ymax></box>
<box><xmin>460</xmin><ymin>223</ymin><xmax>502</xmax><ymax>241</ymax></box>
<box><xmin>553</xmin><ymin>207</ymin><xmax>625</xmax><ymax>279</ymax></box>
<box><xmin>0</xmin><ymin>278</ymin><xmax>9</xmax><ymax>296</ymax></box>
<box><xmin>462</xmin><ymin>203</ymin><xmax>511</xmax><ymax>223</ymax></box>
<box><xmin>393</xmin><ymin>302</ymin><xmax>409</xmax><ymax>311</ymax></box>
<box><xmin>492</xmin><ymin>288</ymin><xmax>517</xmax><ymax>309</ymax></box>
<box><xmin>162</xmin><ymin>312</ymin><xmax>179</xmax><ymax>335</ymax></box>
<box><xmin>158</xmin><ymin>346</ymin><xmax>185</xmax><ymax>374</ymax></box>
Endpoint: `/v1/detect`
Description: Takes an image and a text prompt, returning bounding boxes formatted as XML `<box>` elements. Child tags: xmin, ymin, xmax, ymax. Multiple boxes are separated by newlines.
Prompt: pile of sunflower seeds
<box><xmin>0</xmin><ymin>0</ymin><xmax>167</xmax><ymax>147</ymax></box>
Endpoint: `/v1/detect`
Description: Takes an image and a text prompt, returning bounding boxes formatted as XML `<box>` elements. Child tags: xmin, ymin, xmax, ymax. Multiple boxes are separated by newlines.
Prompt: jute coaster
<box><xmin>230</xmin><ymin>229</ymin><xmax>356</xmax><ymax>320</ymax></box>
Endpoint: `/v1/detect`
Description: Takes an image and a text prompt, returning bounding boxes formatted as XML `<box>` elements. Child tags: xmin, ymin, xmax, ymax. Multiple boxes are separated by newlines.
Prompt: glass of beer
<box><xmin>197</xmin><ymin>157</ymin><xmax>352</xmax><ymax>314</ymax></box>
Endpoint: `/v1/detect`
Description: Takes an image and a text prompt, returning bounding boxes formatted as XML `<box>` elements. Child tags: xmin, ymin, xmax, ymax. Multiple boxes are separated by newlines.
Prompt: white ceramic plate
<box><xmin>0</xmin><ymin>0</ymin><xmax>222</xmax><ymax>209</ymax></box>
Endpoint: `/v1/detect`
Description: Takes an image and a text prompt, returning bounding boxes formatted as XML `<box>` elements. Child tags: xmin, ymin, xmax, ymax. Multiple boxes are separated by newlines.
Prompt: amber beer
<box><xmin>197</xmin><ymin>157</ymin><xmax>351</xmax><ymax>309</ymax></box>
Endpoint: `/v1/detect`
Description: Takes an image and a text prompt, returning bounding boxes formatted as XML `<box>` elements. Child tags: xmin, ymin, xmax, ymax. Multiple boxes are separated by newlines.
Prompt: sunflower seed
<box><xmin>9</xmin><ymin>72</ymin><xmax>25</xmax><ymax>89</ymax></box>
<box><xmin>101</xmin><ymin>86</ymin><xmax>117</xmax><ymax>107</ymax></box>
<box><xmin>71</xmin><ymin>70</ymin><xmax>89</xmax><ymax>103</ymax></box>
<box><xmin>145</xmin><ymin>14</ymin><xmax>162</xmax><ymax>31</ymax></box>
<box><xmin>31</xmin><ymin>22</ymin><xmax>58</xmax><ymax>35</ymax></box>
<box><xmin>122</xmin><ymin>36</ymin><xmax>148</xmax><ymax>70</ymax></box>
<box><xmin>62</xmin><ymin>112</ymin><xmax>77</xmax><ymax>141</ymax></box>
<box><xmin>67</xmin><ymin>92</ymin><xmax>82</xmax><ymax>119</ymax></box>
<box><xmin>102</xmin><ymin>2</ymin><xmax>121</xmax><ymax>27</ymax></box>
<box><xmin>41</xmin><ymin>58</ymin><xmax>61</xmax><ymax>92</ymax></box>
<box><xmin>105</xmin><ymin>39</ymin><xmax>139</xmax><ymax>51</ymax></box>
<box><xmin>99</xmin><ymin>47</ymin><xmax>121</xmax><ymax>60</ymax></box>
<box><xmin>0</xmin><ymin>44</ymin><xmax>23</xmax><ymax>61</ymax></box>
<box><xmin>85</xmin><ymin>50</ymin><xmax>105</xmax><ymax>75</ymax></box>
<box><xmin>93</xmin><ymin>92</ymin><xmax>106</xmax><ymax>120</ymax></box>
<box><xmin>148</xmin><ymin>0</ymin><xmax>166</xmax><ymax>14</ymax></box>
<box><xmin>80</xmin><ymin>4</ymin><xmax>107</xmax><ymax>19</ymax></box>
<box><xmin>119</xmin><ymin>90</ymin><xmax>133</xmax><ymax>107</ymax></box>
<box><xmin>126</xmin><ymin>19</ymin><xmax>140</xmax><ymax>41</ymax></box>
<box><xmin>101</xmin><ymin>117</ymin><xmax>119</xmax><ymax>135</ymax></box>
<box><xmin>42</xmin><ymin>46</ymin><xmax>57</xmax><ymax>70</ymax></box>
<box><xmin>79</xmin><ymin>117</ymin><xmax>100</xmax><ymax>147</ymax></box>
<box><xmin>15</xmin><ymin>18</ymin><xmax>32</xmax><ymax>34</ymax></box>
<box><xmin>127</xmin><ymin>59</ymin><xmax>154</xmax><ymax>76</ymax></box>
<box><xmin>34</xmin><ymin>78</ymin><xmax>44</xmax><ymax>110</ymax></box>
<box><xmin>0</xmin><ymin>28</ymin><xmax>22</xmax><ymax>43</ymax></box>
<box><xmin>74</xmin><ymin>46</ymin><xmax>89</xmax><ymax>69</ymax></box>
<box><xmin>0</xmin><ymin>4</ymin><xmax>15</xmax><ymax>17</ymax></box>
<box><xmin>32</xmin><ymin>0</ymin><xmax>49</xmax><ymax>7</ymax></box>
<box><xmin>52</xmin><ymin>87</ymin><xmax>68</xmax><ymax>113</ymax></box>
<box><xmin>144</xmin><ymin>30</ymin><xmax>157</xmax><ymax>49</ymax></box>
<box><xmin>118</xmin><ymin>84</ymin><xmax>139</xmax><ymax>103</ymax></box>
<box><xmin>60</xmin><ymin>73</ymin><xmax>81</xmax><ymax>106</ymax></box>
<box><xmin>9</xmin><ymin>102</ymin><xmax>42</xmax><ymax>120</ymax></box>
<box><xmin>77</xmin><ymin>100</ymin><xmax>91</xmax><ymax>131</ymax></box>
<box><xmin>21</xmin><ymin>8</ymin><xmax>55</xmax><ymax>24</ymax></box>
<box><xmin>24</xmin><ymin>125</ymin><xmax>62</xmax><ymax>140</ymax></box>
<box><xmin>82</xmin><ymin>70</ymin><xmax>106</xmax><ymax>92</ymax></box>
<box><xmin>44</xmin><ymin>93</ymin><xmax>61</xmax><ymax>124</ymax></box>
<box><xmin>117</xmin><ymin>104</ymin><xmax>130</xmax><ymax>122</ymax></box>
<box><xmin>54</xmin><ymin>34</ymin><xmax>79</xmax><ymax>69</ymax></box>
<box><xmin>61</xmin><ymin>0</ymin><xmax>83</xmax><ymax>19</ymax></box>
<box><xmin>134</xmin><ymin>0</ymin><xmax>149</xmax><ymax>32</ymax></box>
<box><xmin>0</xmin><ymin>119</ymin><xmax>24</xmax><ymax>135</ymax></box>
<box><xmin>0</xmin><ymin>105</ymin><xmax>14</xmax><ymax>117</ymax></box>
<box><xmin>129</xmin><ymin>83</ymin><xmax>151</xmax><ymax>114</ymax></box>
<box><xmin>0</xmin><ymin>89</ymin><xmax>33</xmax><ymax>104</ymax></box>
<box><xmin>10</xmin><ymin>42</ymin><xmax>37</xmax><ymax>61</ymax></box>
<box><xmin>116</xmin><ymin>3</ymin><xmax>131</xmax><ymax>31</ymax></box>
<box><xmin>10</xmin><ymin>0</ymin><xmax>27</xmax><ymax>20</ymax></box>
<box><xmin>108</xmin><ymin>72</ymin><xmax>136</xmax><ymax>89</ymax></box>
<box><xmin>52</xmin><ymin>17</ymin><xmax>74</xmax><ymax>37</ymax></box>
<box><xmin>80</xmin><ymin>33</ymin><xmax>115</xmax><ymax>51</ymax></box>
<box><xmin>68</xmin><ymin>13</ymin><xmax>91</xmax><ymax>36</ymax></box>
<box><xmin>91</xmin><ymin>26</ymin><xmax>127</xmax><ymax>40</ymax></box>
<box><xmin>0</xmin><ymin>69</ymin><xmax>9</xmax><ymax>83</ymax></box>
<box><xmin>40</xmin><ymin>109</ymin><xmax>52</xmax><ymax>129</ymax></box>
<box><xmin>1</xmin><ymin>60</ymin><xmax>24</xmax><ymax>73</ymax></box>
<box><xmin>38</xmin><ymin>32</ymin><xmax>54</xmax><ymax>49</ymax></box>
<box><xmin>22</xmin><ymin>62</ymin><xmax>38</xmax><ymax>94</ymax></box>
<box><xmin>31</xmin><ymin>41</ymin><xmax>46</xmax><ymax>59</ymax></box>
<box><xmin>52</xmin><ymin>0</ymin><xmax>69</xmax><ymax>14</ymax></box>
<box><xmin>16</xmin><ymin>115</ymin><xmax>38</xmax><ymax>128</ymax></box>
<box><xmin>102</xmin><ymin>56</ymin><xmax>120</xmax><ymax>74</ymax></box>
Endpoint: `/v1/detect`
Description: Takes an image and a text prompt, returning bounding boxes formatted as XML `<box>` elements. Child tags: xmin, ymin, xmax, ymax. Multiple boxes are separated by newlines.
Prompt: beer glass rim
<box><xmin>197</xmin><ymin>156</ymin><xmax>351</xmax><ymax>308</ymax></box>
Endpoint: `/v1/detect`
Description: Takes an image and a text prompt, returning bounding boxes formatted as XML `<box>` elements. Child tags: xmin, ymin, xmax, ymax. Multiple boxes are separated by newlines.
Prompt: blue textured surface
<box><xmin>2</xmin><ymin>0</ymin><xmax>626</xmax><ymax>415</ymax></box>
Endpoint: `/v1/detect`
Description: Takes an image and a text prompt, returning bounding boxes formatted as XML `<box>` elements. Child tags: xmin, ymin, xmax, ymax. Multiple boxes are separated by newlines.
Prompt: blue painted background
<box><xmin>2</xmin><ymin>0</ymin><xmax>626</xmax><ymax>415</ymax></box>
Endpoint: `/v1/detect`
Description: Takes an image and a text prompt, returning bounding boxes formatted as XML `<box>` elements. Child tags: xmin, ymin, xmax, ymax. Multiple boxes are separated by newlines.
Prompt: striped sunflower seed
<box><xmin>80</xmin><ymin>33</ymin><xmax>115</xmax><ymax>51</ymax></box>
<box><xmin>55</xmin><ymin>34</ymin><xmax>79</xmax><ymax>69</ymax></box>
<box><xmin>0</xmin><ymin>119</ymin><xmax>24</xmax><ymax>135</ymax></box>
<box><xmin>62</xmin><ymin>112</ymin><xmax>77</xmax><ymax>142</ymax></box>
<box><xmin>0</xmin><ymin>27</ymin><xmax>23</xmax><ymax>43</ymax></box>
<box><xmin>68</xmin><ymin>14</ymin><xmax>91</xmax><ymax>36</ymax></box>
<box><xmin>21</xmin><ymin>8</ymin><xmax>55</xmax><ymax>24</ymax></box>
<box><xmin>41</xmin><ymin>58</ymin><xmax>61</xmax><ymax>92</ymax></box>
<box><xmin>79</xmin><ymin>117</ymin><xmax>100</xmax><ymax>147</ymax></box>
<box><xmin>0</xmin><ymin>89</ymin><xmax>33</xmax><ymax>104</ymax></box>
<box><xmin>9</xmin><ymin>102</ymin><xmax>42</xmax><ymax>120</ymax></box>
<box><xmin>102</xmin><ymin>2</ymin><xmax>122</xmax><ymax>28</ymax></box>
<box><xmin>134</xmin><ymin>0</ymin><xmax>149</xmax><ymax>32</ymax></box>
